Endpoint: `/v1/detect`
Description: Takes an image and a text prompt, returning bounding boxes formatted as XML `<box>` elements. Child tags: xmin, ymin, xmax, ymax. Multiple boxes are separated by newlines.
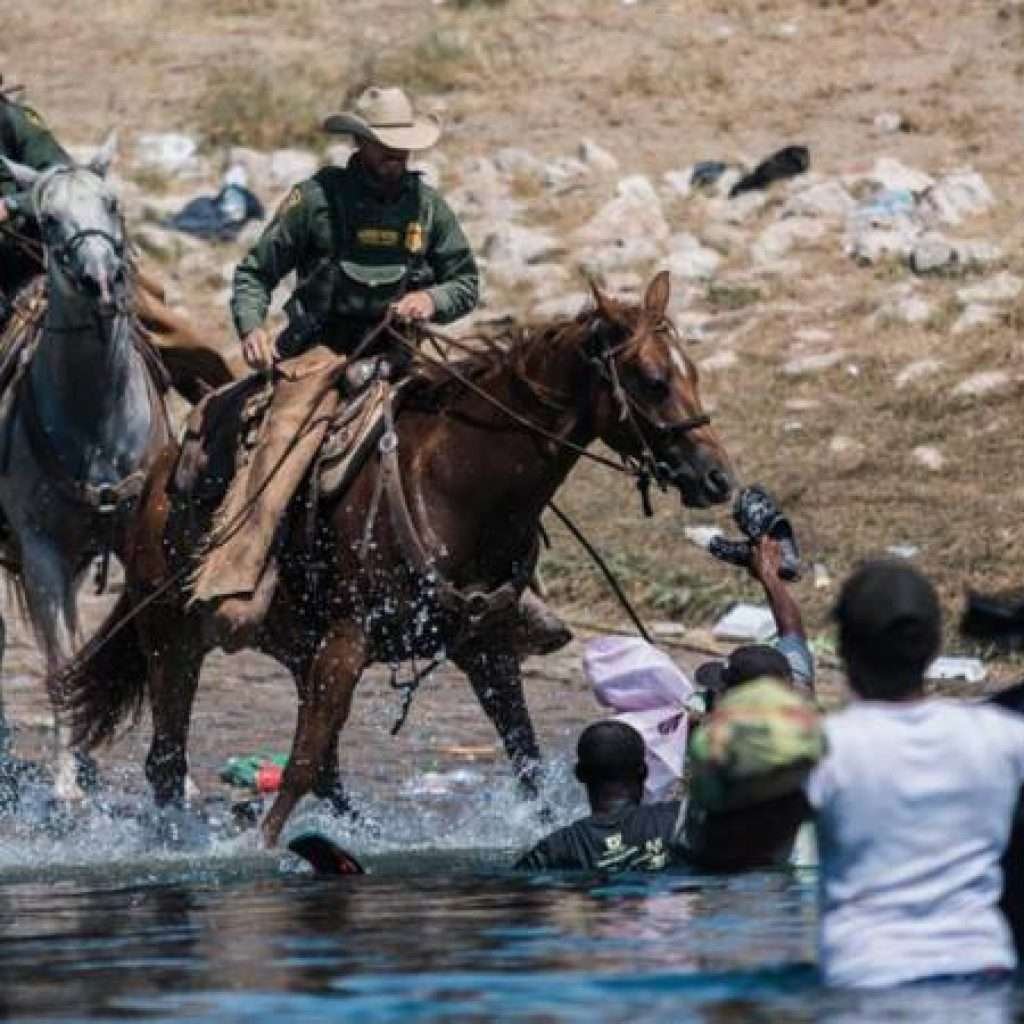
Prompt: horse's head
<box><xmin>3</xmin><ymin>132</ymin><xmax>127</xmax><ymax>314</ymax></box>
<box><xmin>581</xmin><ymin>271</ymin><xmax>733</xmax><ymax>509</ymax></box>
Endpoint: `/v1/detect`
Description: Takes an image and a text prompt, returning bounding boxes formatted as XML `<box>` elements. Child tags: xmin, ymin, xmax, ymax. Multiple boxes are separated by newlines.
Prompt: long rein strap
<box><xmin>382</xmin><ymin>323</ymin><xmax>642</xmax><ymax>480</ymax></box>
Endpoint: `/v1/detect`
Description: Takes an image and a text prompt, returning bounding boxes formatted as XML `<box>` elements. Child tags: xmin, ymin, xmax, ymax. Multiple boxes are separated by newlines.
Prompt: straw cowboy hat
<box><xmin>323</xmin><ymin>86</ymin><xmax>441</xmax><ymax>151</ymax></box>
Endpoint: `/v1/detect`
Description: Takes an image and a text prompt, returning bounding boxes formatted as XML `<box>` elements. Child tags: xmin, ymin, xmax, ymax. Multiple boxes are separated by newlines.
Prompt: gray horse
<box><xmin>0</xmin><ymin>138</ymin><xmax>171</xmax><ymax>800</ymax></box>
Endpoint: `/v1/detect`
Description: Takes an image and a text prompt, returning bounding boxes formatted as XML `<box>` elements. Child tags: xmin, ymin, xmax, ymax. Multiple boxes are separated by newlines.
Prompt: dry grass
<box><xmin>8</xmin><ymin>0</ymin><xmax>1024</xmax><ymax>684</ymax></box>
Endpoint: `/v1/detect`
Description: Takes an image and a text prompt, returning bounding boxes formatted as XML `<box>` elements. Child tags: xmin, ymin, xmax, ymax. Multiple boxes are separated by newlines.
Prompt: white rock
<box><xmin>134</xmin><ymin>223</ymin><xmax>197</xmax><ymax>261</ymax></box>
<box><xmin>482</xmin><ymin>223</ymin><xmax>560</xmax><ymax>266</ymax></box>
<box><xmin>713</xmin><ymin>603</ymin><xmax>777</xmax><ymax>642</ymax></box>
<box><xmin>493</xmin><ymin>147</ymin><xmax>545</xmax><ymax>179</ymax></box>
<box><xmin>267</xmin><ymin>149</ymin><xmax>318</xmax><ymax>188</ymax></box>
<box><xmin>449</xmin><ymin>157</ymin><xmax>524</xmax><ymax>221</ymax></box>
<box><xmin>829</xmin><ymin>435</ymin><xmax>867</xmax><ymax>473</ymax></box>
<box><xmin>662</xmin><ymin>169</ymin><xmax>693</xmax><ymax>200</ymax></box>
<box><xmin>953</xmin><ymin>369</ymin><xmax>1012</xmax><ymax>396</ymax></box>
<box><xmin>874</xmin><ymin>291</ymin><xmax>933</xmax><ymax>326</ymax></box>
<box><xmin>845</xmin><ymin>223</ymin><xmax>919</xmax><ymax>264</ymax></box>
<box><xmin>706</xmin><ymin>190</ymin><xmax>773</xmax><ymax>225</ymax></box>
<box><xmin>954</xmin><ymin>240</ymin><xmax>1004</xmax><ymax>268</ymax></box>
<box><xmin>602</xmin><ymin>271</ymin><xmax>643</xmax><ymax>297</ymax></box>
<box><xmin>895</xmin><ymin>358</ymin><xmax>944</xmax><ymax>388</ymax></box>
<box><xmin>873</xmin><ymin>111</ymin><xmax>904</xmax><ymax>133</ymax></box>
<box><xmin>912</xmin><ymin>445</ymin><xmax>945</xmax><ymax>471</ymax></box>
<box><xmin>575</xmin><ymin>185</ymin><xmax>669</xmax><ymax>245</ymax></box>
<box><xmin>578</xmin><ymin>236</ymin><xmax>662</xmax><ymax>276</ymax></box>
<box><xmin>662</xmin><ymin>232</ymin><xmax>722</xmax><ymax>281</ymax></box>
<box><xmin>699</xmin><ymin>350</ymin><xmax>738</xmax><ymax>372</ymax></box>
<box><xmin>615</xmin><ymin>175</ymin><xmax>660</xmax><ymax>204</ymax></box>
<box><xmin>751</xmin><ymin>217</ymin><xmax>825</xmax><ymax>264</ymax></box>
<box><xmin>793</xmin><ymin>328</ymin><xmax>833</xmax><ymax>345</ymax></box>
<box><xmin>926</xmin><ymin>656</ymin><xmax>987</xmax><ymax>684</ymax></box>
<box><xmin>957</xmin><ymin>272</ymin><xmax>1023</xmax><ymax>305</ymax></box>
<box><xmin>543</xmin><ymin>157</ymin><xmax>589</xmax><ymax>190</ymax></box>
<box><xmin>578</xmin><ymin>138</ymin><xmax>620</xmax><ymax>175</ymax></box>
<box><xmin>923</xmin><ymin>169</ymin><xmax>995</xmax><ymax>226</ymax></box>
<box><xmin>857</xmin><ymin>157</ymin><xmax>935</xmax><ymax>194</ymax></box>
<box><xmin>910</xmin><ymin>237</ymin><xmax>957</xmax><ymax>275</ymax></box>
<box><xmin>783</xmin><ymin>180</ymin><xmax>855</xmax><ymax>220</ymax></box>
<box><xmin>952</xmin><ymin>304</ymin><xmax>1003</xmax><ymax>335</ymax></box>
<box><xmin>533</xmin><ymin>292</ymin><xmax>590</xmax><ymax>319</ymax></box>
<box><xmin>783</xmin><ymin>350</ymin><xmax>844</xmax><ymax>376</ymax></box>
<box><xmin>134</xmin><ymin>132</ymin><xmax>200</xmax><ymax>176</ymax></box>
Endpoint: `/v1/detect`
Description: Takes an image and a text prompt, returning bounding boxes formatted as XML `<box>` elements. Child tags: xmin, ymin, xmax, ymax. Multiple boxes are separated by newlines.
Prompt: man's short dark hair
<box><xmin>575</xmin><ymin>720</ymin><xmax>646</xmax><ymax>786</ymax></box>
<box><xmin>835</xmin><ymin>559</ymin><xmax>941</xmax><ymax>699</ymax></box>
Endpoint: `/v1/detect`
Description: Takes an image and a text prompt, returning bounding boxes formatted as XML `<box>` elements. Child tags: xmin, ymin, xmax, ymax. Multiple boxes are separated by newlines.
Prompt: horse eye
<box><xmin>643</xmin><ymin>375</ymin><xmax>670</xmax><ymax>402</ymax></box>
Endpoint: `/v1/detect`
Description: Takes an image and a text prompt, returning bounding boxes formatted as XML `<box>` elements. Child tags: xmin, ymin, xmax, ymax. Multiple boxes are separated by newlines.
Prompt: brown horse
<box><xmin>63</xmin><ymin>271</ymin><xmax>733</xmax><ymax>846</ymax></box>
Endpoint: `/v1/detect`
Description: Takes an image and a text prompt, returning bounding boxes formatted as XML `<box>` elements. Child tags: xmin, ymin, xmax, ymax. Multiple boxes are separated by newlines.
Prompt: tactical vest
<box><xmin>301</xmin><ymin>165</ymin><xmax>435</xmax><ymax>327</ymax></box>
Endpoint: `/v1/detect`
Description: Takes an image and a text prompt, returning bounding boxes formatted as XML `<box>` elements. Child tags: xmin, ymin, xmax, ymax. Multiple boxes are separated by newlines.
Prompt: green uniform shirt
<box><xmin>231</xmin><ymin>155</ymin><xmax>479</xmax><ymax>342</ymax></box>
<box><xmin>0</xmin><ymin>97</ymin><xmax>71</xmax><ymax>218</ymax></box>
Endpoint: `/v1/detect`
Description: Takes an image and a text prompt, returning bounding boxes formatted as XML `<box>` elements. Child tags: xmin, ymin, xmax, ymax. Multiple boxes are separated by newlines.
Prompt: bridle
<box><xmin>392</xmin><ymin>311</ymin><xmax>713</xmax><ymax>517</ymax></box>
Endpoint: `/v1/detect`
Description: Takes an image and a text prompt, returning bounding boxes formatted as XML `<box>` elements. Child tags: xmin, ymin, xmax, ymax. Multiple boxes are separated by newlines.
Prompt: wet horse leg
<box><xmin>261</xmin><ymin>620</ymin><xmax>366</xmax><ymax>847</ymax></box>
<box><xmin>0</xmin><ymin>611</ymin><xmax>8</xmax><ymax>758</ymax></box>
<box><xmin>19</xmin><ymin>538</ymin><xmax>85</xmax><ymax>800</ymax></box>
<box><xmin>453</xmin><ymin>646</ymin><xmax>542</xmax><ymax>798</ymax></box>
<box><xmin>144</xmin><ymin>614</ymin><xmax>203</xmax><ymax>809</ymax></box>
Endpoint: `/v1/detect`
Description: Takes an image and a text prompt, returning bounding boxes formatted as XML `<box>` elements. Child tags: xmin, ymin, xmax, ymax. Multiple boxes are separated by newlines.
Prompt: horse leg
<box><xmin>19</xmin><ymin>540</ymin><xmax>84</xmax><ymax>800</ymax></box>
<box><xmin>143</xmin><ymin>616</ymin><xmax>203</xmax><ymax>810</ymax></box>
<box><xmin>261</xmin><ymin>621</ymin><xmax>366</xmax><ymax>847</ymax></box>
<box><xmin>0</xmin><ymin>610</ymin><xmax>8</xmax><ymax>758</ymax></box>
<box><xmin>452</xmin><ymin>646</ymin><xmax>542</xmax><ymax>798</ymax></box>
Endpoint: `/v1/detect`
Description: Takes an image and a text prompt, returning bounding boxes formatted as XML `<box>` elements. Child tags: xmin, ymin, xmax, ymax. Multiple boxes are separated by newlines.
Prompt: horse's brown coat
<box><xmin>64</xmin><ymin>273</ymin><xmax>734</xmax><ymax>846</ymax></box>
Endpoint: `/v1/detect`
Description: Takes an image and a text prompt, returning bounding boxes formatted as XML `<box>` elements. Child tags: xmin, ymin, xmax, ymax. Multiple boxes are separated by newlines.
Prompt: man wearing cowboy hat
<box><xmin>0</xmin><ymin>76</ymin><xmax>72</xmax><ymax>331</ymax></box>
<box><xmin>231</xmin><ymin>85</ymin><xmax>478</xmax><ymax>368</ymax></box>
<box><xmin>198</xmin><ymin>86</ymin><xmax>480</xmax><ymax>643</ymax></box>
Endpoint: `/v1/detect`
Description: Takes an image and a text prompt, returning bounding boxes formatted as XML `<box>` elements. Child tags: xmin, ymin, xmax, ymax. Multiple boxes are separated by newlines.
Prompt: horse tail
<box><xmin>59</xmin><ymin>592</ymin><xmax>148</xmax><ymax>750</ymax></box>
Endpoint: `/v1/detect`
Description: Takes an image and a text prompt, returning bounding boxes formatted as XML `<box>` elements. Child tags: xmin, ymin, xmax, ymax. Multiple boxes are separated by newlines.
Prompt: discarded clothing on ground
<box><xmin>961</xmin><ymin>589</ymin><xmax>1024</xmax><ymax>651</ymax></box>
<box><xmin>729</xmin><ymin>145</ymin><xmax>810</xmax><ymax>198</ymax></box>
<box><xmin>164</xmin><ymin>184</ymin><xmax>264</xmax><ymax>241</ymax></box>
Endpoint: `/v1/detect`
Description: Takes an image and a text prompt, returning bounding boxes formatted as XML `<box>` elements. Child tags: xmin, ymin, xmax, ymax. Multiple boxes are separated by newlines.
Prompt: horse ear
<box><xmin>643</xmin><ymin>271</ymin><xmax>671</xmax><ymax>319</ymax></box>
<box><xmin>87</xmin><ymin>131</ymin><xmax>118</xmax><ymax>178</ymax></box>
<box><xmin>587</xmin><ymin>275</ymin><xmax>617</xmax><ymax>322</ymax></box>
<box><xmin>1</xmin><ymin>157</ymin><xmax>42</xmax><ymax>190</ymax></box>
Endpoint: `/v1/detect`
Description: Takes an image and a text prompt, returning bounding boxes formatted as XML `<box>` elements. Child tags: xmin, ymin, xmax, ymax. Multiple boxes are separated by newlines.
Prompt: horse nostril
<box><xmin>704</xmin><ymin>468</ymin><xmax>732</xmax><ymax>500</ymax></box>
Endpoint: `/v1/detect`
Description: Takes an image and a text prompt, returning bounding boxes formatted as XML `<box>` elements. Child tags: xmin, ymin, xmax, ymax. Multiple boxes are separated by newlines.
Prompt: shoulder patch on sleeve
<box><xmin>20</xmin><ymin>106</ymin><xmax>46</xmax><ymax>129</ymax></box>
<box><xmin>274</xmin><ymin>186</ymin><xmax>303</xmax><ymax>220</ymax></box>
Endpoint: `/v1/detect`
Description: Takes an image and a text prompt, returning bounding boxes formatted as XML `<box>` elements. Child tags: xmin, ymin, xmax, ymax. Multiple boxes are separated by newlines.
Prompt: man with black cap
<box><xmin>805</xmin><ymin>559</ymin><xmax>1024</xmax><ymax>989</ymax></box>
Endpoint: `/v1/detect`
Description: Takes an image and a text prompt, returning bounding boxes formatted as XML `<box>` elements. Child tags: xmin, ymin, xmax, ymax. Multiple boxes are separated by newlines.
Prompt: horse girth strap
<box><xmin>375</xmin><ymin>387</ymin><xmax>522</xmax><ymax>627</ymax></box>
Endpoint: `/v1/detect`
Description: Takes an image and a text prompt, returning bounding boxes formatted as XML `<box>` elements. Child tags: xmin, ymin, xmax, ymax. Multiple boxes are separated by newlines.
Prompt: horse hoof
<box><xmin>75</xmin><ymin>752</ymin><xmax>100</xmax><ymax>794</ymax></box>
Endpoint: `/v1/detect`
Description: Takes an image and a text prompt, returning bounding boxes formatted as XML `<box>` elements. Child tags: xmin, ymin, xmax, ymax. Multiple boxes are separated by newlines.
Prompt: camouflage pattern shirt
<box><xmin>0</xmin><ymin>97</ymin><xmax>71</xmax><ymax>219</ymax></box>
<box><xmin>231</xmin><ymin>155</ymin><xmax>479</xmax><ymax>345</ymax></box>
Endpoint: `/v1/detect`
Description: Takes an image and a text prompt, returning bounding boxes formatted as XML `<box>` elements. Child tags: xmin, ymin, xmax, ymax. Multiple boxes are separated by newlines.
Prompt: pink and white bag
<box><xmin>583</xmin><ymin>635</ymin><xmax>698</xmax><ymax>802</ymax></box>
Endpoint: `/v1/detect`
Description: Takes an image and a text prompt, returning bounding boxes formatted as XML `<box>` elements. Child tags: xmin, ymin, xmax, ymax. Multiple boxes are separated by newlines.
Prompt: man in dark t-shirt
<box><xmin>515</xmin><ymin>721</ymin><xmax>683</xmax><ymax>872</ymax></box>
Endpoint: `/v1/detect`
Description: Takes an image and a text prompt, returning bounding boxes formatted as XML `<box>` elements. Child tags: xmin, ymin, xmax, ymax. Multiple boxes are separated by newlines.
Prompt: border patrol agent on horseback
<box><xmin>0</xmin><ymin>77</ymin><xmax>72</xmax><ymax>331</ymax></box>
<box><xmin>231</xmin><ymin>86</ymin><xmax>479</xmax><ymax>370</ymax></box>
<box><xmin>196</xmin><ymin>87</ymin><xmax>482</xmax><ymax>641</ymax></box>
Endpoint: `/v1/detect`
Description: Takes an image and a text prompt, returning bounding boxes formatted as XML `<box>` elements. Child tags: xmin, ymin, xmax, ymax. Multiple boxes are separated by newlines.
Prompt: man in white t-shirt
<box><xmin>806</xmin><ymin>560</ymin><xmax>1024</xmax><ymax>988</ymax></box>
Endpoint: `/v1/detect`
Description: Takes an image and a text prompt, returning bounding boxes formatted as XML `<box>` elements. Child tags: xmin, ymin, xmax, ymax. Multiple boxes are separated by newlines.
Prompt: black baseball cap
<box><xmin>695</xmin><ymin>644</ymin><xmax>794</xmax><ymax>693</ymax></box>
<box><xmin>833</xmin><ymin>559</ymin><xmax>941</xmax><ymax>670</ymax></box>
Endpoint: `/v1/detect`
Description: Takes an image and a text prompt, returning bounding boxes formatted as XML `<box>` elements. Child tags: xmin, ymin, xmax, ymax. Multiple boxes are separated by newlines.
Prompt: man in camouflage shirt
<box><xmin>0</xmin><ymin>79</ymin><xmax>72</xmax><ymax>327</ymax></box>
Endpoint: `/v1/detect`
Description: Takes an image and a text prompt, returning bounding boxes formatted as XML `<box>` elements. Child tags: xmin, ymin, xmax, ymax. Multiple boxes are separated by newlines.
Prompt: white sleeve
<box><xmin>803</xmin><ymin>756</ymin><xmax>833</xmax><ymax>812</ymax></box>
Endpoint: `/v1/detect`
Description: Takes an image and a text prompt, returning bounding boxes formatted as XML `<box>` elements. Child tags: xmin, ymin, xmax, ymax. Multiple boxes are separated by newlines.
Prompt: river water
<box><xmin>1</xmin><ymin>775</ymin><xmax>1022</xmax><ymax>1024</ymax></box>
